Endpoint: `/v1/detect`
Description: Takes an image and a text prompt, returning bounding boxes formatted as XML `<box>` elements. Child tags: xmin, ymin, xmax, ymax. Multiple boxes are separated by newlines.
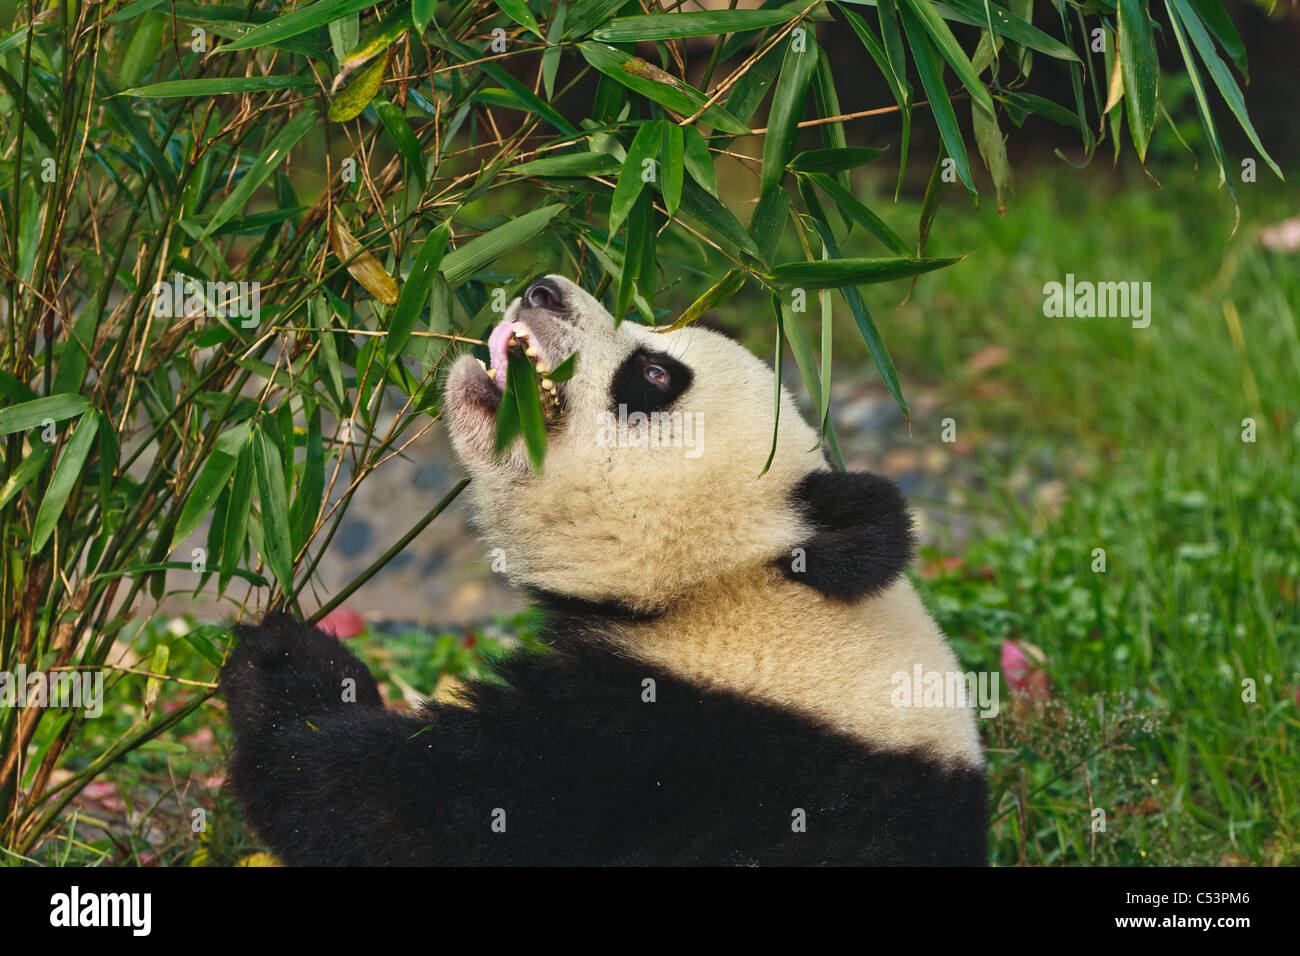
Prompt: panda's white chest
<box><xmin>614</xmin><ymin>570</ymin><xmax>985</xmax><ymax>768</ymax></box>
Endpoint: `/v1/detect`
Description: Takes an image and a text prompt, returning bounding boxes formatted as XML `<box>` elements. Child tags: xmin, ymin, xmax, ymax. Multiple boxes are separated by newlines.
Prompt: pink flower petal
<box><xmin>318</xmin><ymin>608</ymin><xmax>366</xmax><ymax>639</ymax></box>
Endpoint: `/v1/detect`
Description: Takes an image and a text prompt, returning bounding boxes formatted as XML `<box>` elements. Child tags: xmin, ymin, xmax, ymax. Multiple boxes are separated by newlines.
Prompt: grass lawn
<box><xmin>855</xmin><ymin>163</ymin><xmax>1299</xmax><ymax>865</ymax></box>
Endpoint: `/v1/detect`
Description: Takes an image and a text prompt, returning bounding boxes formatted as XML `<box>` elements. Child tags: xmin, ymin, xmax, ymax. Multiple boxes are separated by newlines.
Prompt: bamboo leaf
<box><xmin>807</xmin><ymin>217</ymin><xmax>909</xmax><ymax>417</ymax></box>
<box><xmin>900</xmin><ymin>5</ymin><xmax>975</xmax><ymax>194</ymax></box>
<box><xmin>32</xmin><ymin>412</ymin><xmax>100</xmax><ymax>554</ymax></box>
<box><xmin>761</xmin><ymin>30</ymin><xmax>819</xmax><ymax>195</ymax></box>
<box><xmin>289</xmin><ymin>404</ymin><xmax>325</xmax><ymax>552</ymax></box>
<box><xmin>375</xmin><ymin>99</ymin><xmax>426</xmax><ymax>188</ymax></box>
<box><xmin>1168</xmin><ymin>0</ymin><xmax>1280</xmax><ymax>179</ymax></box>
<box><xmin>509</xmin><ymin>152</ymin><xmax>622</xmax><ymax>177</ymax></box>
<box><xmin>876</xmin><ymin>0</ymin><xmax>912</xmax><ymax>99</ymax></box>
<box><xmin>566</xmin><ymin>0</ymin><xmax>631</xmax><ymax>37</ymax></box>
<box><xmin>578</xmin><ymin>42</ymin><xmax>750</xmax><ymax>135</ymax></box>
<box><xmin>611</xmin><ymin>122</ymin><xmax>662</xmax><ymax>236</ymax></box>
<box><xmin>759</xmin><ymin>294</ymin><xmax>785</xmax><ymax>478</ymax></box>
<box><xmin>203</xmin><ymin>109</ymin><xmax>316</xmax><ymax>239</ymax></box>
<box><xmin>617</xmin><ymin>190</ymin><xmax>653</xmax><ymax>320</ymax></box>
<box><xmin>493</xmin><ymin>381</ymin><xmax>522</xmax><ymax>455</ymax></box>
<box><xmin>221</xmin><ymin>443</ymin><xmax>255</xmax><ymax>593</ymax></box>
<box><xmin>721</xmin><ymin>38</ymin><xmax>783</xmax><ymax>128</ymax></box>
<box><xmin>309</xmin><ymin>293</ymin><xmax>346</xmax><ymax>407</ymax></box>
<box><xmin>252</xmin><ymin>426</ymin><xmax>294</xmax><ymax>595</ymax></box>
<box><xmin>387</xmin><ymin>221</ymin><xmax>452</xmax><ymax>362</ymax></box>
<box><xmin>328</xmin><ymin>49</ymin><xmax>390</xmax><ymax>122</ymax></box>
<box><xmin>782</xmin><ymin>290</ymin><xmax>824</xmax><ymax>420</ymax></box>
<box><xmin>171</xmin><ymin>422</ymin><xmax>252</xmax><ymax>547</ymax></box>
<box><xmin>505</xmin><ymin>350</ymin><xmax>548</xmax><ymax>473</ymax></box>
<box><xmin>413</xmin><ymin>0</ymin><xmax>437</xmax><ymax>30</ymax></box>
<box><xmin>97</xmin><ymin>71</ymin><xmax>179</xmax><ymax>195</ymax></box>
<box><xmin>837</xmin><ymin>3</ymin><xmax>911</xmax><ymax>198</ymax></box>
<box><xmin>143</xmin><ymin>645</ymin><xmax>169</xmax><ymax>718</ymax></box>
<box><xmin>338</xmin><ymin>6</ymin><xmax>410</xmax><ymax>72</ymax></box>
<box><xmin>181</xmin><ymin>625</ymin><xmax>232</xmax><ymax>668</ymax></box>
<box><xmin>594</xmin><ymin>9</ymin><xmax>798</xmax><ymax>42</ymax></box>
<box><xmin>0</xmin><ymin>394</ymin><xmax>91</xmax><ymax>435</ymax></box>
<box><xmin>330</xmin><ymin>217</ymin><xmax>400</xmax><ymax>304</ymax></box>
<box><xmin>329</xmin><ymin>11</ymin><xmax>360</xmax><ymax>60</ymax></box>
<box><xmin>548</xmin><ymin>352</ymin><xmax>579</xmax><ymax>382</ymax></box>
<box><xmin>1163</xmin><ymin>0</ymin><xmax>1238</xmax><ymax>218</ymax></box>
<box><xmin>1117</xmin><ymin>0</ymin><xmax>1158</xmax><ymax>161</ymax></box>
<box><xmin>1186</xmin><ymin>0</ymin><xmax>1246</xmax><ymax>76</ymax></box>
<box><xmin>435</xmin><ymin>34</ymin><xmax>579</xmax><ymax>136</ymax></box>
<box><xmin>106</xmin><ymin>0</ymin><xmax>166</xmax><ymax>22</ymax></box>
<box><xmin>496</xmin><ymin>0</ymin><xmax>544</xmax><ymax>39</ymax></box>
<box><xmin>971</xmin><ymin>101</ymin><xmax>1012</xmax><ymax>215</ymax></box>
<box><xmin>218</xmin><ymin>0</ymin><xmax>384</xmax><ymax>51</ymax></box>
<box><xmin>679</xmin><ymin>179</ymin><xmax>763</xmax><ymax>263</ymax></box>
<box><xmin>542</xmin><ymin>4</ymin><xmax>566</xmax><ymax>98</ymax></box>
<box><xmin>789</xmin><ymin>147</ymin><xmax>887</xmax><ymax>174</ymax></box>
<box><xmin>749</xmin><ymin>188</ymin><xmax>791</xmax><ymax>265</ymax></box>
<box><xmin>0</xmin><ymin>442</ymin><xmax>52</xmax><ymax>511</ymax></box>
<box><xmin>917</xmin><ymin>149</ymin><xmax>944</xmax><ymax>257</ymax></box>
<box><xmin>656</xmin><ymin>269</ymin><xmax>747</xmax><ymax>334</ymax></box>
<box><xmin>932</xmin><ymin>0</ymin><xmax>1079</xmax><ymax>61</ymax></box>
<box><xmin>811</xmin><ymin>44</ymin><xmax>851</xmax><ymax>227</ymax></box>
<box><xmin>440</xmin><ymin>204</ymin><xmax>565</xmax><ymax>286</ymax></box>
<box><xmin>770</xmin><ymin>255</ymin><xmax>962</xmax><ymax>288</ymax></box>
<box><xmin>662</xmin><ymin>122</ymin><xmax>684</xmax><ymax>218</ymax></box>
<box><xmin>818</xmin><ymin>261</ymin><xmax>832</xmax><ymax>433</ymax></box>
<box><xmin>898</xmin><ymin>0</ymin><xmax>994</xmax><ymax>117</ymax></box>
<box><xmin>122</xmin><ymin>76</ymin><xmax>314</xmax><ymax>97</ymax></box>
<box><xmin>682</xmin><ymin>126</ymin><xmax>717</xmax><ymax>196</ymax></box>
<box><xmin>803</xmin><ymin>172</ymin><xmax>913</xmax><ymax>256</ymax></box>
<box><xmin>118</xmin><ymin>11</ymin><xmax>166</xmax><ymax>91</ymax></box>
<box><xmin>995</xmin><ymin>92</ymin><xmax>1081</xmax><ymax>130</ymax></box>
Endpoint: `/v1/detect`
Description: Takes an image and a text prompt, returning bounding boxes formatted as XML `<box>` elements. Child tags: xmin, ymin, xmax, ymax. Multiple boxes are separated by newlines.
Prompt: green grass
<box><xmin>862</xmin><ymin>165</ymin><xmax>1300</xmax><ymax>865</ymax></box>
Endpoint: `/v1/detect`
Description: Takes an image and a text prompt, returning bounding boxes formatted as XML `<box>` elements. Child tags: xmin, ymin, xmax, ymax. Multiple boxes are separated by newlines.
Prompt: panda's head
<box><xmin>443</xmin><ymin>275</ymin><xmax>913</xmax><ymax>614</ymax></box>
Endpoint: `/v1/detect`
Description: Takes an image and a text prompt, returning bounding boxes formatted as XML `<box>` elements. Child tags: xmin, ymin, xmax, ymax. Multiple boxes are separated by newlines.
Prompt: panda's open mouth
<box><xmin>477</xmin><ymin>319</ymin><xmax>562</xmax><ymax>421</ymax></box>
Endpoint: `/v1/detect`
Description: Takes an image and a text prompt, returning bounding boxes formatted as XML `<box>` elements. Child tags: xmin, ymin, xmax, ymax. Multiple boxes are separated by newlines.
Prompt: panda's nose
<box><xmin>525</xmin><ymin>277</ymin><xmax>566</xmax><ymax>313</ymax></box>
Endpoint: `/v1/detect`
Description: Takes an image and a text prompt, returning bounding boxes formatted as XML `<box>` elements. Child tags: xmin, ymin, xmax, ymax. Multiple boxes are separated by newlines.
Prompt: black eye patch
<box><xmin>610</xmin><ymin>347</ymin><xmax>693</xmax><ymax>415</ymax></box>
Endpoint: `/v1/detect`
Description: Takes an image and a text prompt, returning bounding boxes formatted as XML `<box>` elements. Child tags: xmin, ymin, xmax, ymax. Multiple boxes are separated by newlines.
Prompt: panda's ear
<box><xmin>778</xmin><ymin>470</ymin><xmax>916</xmax><ymax>602</ymax></box>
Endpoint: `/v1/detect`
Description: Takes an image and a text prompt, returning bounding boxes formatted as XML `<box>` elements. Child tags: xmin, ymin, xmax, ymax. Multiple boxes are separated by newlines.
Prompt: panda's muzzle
<box><xmin>476</xmin><ymin>303</ymin><xmax>573</xmax><ymax>422</ymax></box>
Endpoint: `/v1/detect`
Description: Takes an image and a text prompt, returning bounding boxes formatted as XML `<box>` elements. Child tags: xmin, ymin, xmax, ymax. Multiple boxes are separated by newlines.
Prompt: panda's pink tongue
<box><xmin>487</xmin><ymin>321</ymin><xmax>521</xmax><ymax>388</ymax></box>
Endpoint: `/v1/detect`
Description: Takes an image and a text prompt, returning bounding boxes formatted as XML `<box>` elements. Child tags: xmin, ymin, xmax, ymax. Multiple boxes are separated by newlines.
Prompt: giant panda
<box><xmin>219</xmin><ymin>274</ymin><xmax>988</xmax><ymax>865</ymax></box>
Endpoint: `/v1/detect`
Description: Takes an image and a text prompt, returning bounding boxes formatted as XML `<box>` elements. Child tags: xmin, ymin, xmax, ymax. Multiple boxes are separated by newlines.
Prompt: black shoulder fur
<box><xmin>779</xmin><ymin>470</ymin><xmax>917</xmax><ymax>602</ymax></box>
<box><xmin>220</xmin><ymin>612</ymin><xmax>987</xmax><ymax>865</ymax></box>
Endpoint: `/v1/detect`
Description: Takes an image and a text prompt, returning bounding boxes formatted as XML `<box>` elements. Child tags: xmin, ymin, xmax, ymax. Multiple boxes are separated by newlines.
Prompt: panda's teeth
<box><xmin>515</xmin><ymin>326</ymin><xmax>530</xmax><ymax>339</ymax></box>
<box><xmin>535</xmin><ymin>363</ymin><xmax>549</xmax><ymax>375</ymax></box>
<box><xmin>541</xmin><ymin>378</ymin><xmax>554</xmax><ymax>391</ymax></box>
<box><xmin>524</xmin><ymin>346</ymin><xmax>538</xmax><ymax>359</ymax></box>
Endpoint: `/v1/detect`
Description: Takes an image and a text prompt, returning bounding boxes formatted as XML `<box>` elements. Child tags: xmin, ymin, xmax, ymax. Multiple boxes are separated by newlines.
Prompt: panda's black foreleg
<box><xmin>220</xmin><ymin>614</ymin><xmax>461</xmax><ymax>864</ymax></box>
<box><xmin>220</xmin><ymin>612</ymin><xmax>384</xmax><ymax>735</ymax></box>
<box><xmin>223</xmin><ymin>699</ymin><xmax>454</xmax><ymax>864</ymax></box>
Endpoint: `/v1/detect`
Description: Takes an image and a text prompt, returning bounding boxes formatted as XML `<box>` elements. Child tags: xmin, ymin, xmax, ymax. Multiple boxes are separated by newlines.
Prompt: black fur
<box><xmin>609</xmin><ymin>347</ymin><xmax>693</xmax><ymax>415</ymax></box>
<box><xmin>221</xmin><ymin>612</ymin><xmax>986</xmax><ymax>866</ymax></box>
<box><xmin>780</xmin><ymin>470</ymin><xmax>917</xmax><ymax>602</ymax></box>
<box><xmin>527</xmin><ymin>588</ymin><xmax>663</xmax><ymax>623</ymax></box>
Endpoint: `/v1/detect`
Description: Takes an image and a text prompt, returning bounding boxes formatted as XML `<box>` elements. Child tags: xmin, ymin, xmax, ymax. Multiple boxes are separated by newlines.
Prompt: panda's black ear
<box><xmin>778</xmin><ymin>470</ymin><xmax>916</xmax><ymax>602</ymax></box>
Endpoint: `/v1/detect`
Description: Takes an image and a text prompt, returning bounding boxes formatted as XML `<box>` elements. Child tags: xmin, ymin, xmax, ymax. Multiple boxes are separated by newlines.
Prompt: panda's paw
<box><xmin>220</xmin><ymin>613</ymin><xmax>384</xmax><ymax>731</ymax></box>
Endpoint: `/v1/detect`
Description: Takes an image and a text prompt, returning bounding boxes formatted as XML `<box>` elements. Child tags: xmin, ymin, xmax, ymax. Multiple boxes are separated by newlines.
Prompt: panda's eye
<box><xmin>611</xmin><ymin>348</ymin><xmax>691</xmax><ymax>414</ymax></box>
<box><xmin>643</xmin><ymin>363</ymin><xmax>670</xmax><ymax>389</ymax></box>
